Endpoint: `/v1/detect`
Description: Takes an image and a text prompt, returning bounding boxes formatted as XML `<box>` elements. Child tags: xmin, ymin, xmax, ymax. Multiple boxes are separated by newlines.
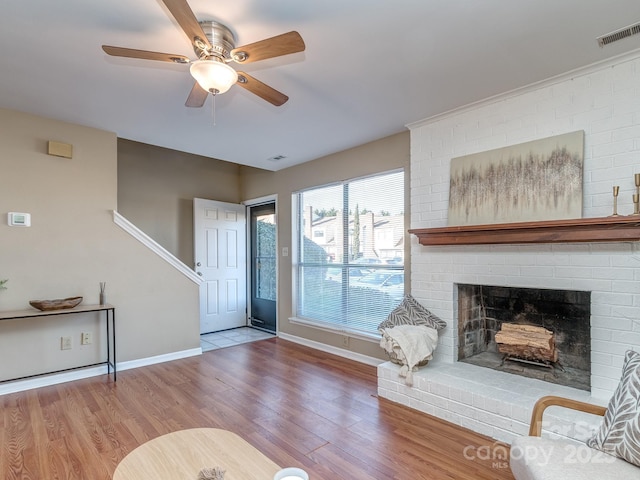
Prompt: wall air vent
<box><xmin>597</xmin><ymin>22</ymin><xmax>640</xmax><ymax>47</ymax></box>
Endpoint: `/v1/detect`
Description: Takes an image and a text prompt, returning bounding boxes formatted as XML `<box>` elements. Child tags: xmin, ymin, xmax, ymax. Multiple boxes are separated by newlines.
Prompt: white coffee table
<box><xmin>113</xmin><ymin>428</ymin><xmax>281</xmax><ymax>480</ymax></box>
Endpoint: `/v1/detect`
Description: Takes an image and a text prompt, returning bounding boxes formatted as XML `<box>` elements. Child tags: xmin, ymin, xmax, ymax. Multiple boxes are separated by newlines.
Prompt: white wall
<box><xmin>409</xmin><ymin>50</ymin><xmax>640</xmax><ymax>400</ymax></box>
<box><xmin>0</xmin><ymin>109</ymin><xmax>200</xmax><ymax>382</ymax></box>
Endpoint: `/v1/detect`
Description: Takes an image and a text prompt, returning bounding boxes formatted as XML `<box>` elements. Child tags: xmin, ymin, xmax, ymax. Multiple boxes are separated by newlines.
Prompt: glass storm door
<box><xmin>250</xmin><ymin>203</ymin><xmax>277</xmax><ymax>332</ymax></box>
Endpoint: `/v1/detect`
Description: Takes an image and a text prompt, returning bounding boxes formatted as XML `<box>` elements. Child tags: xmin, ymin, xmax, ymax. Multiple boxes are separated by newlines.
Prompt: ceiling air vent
<box><xmin>597</xmin><ymin>22</ymin><xmax>640</xmax><ymax>47</ymax></box>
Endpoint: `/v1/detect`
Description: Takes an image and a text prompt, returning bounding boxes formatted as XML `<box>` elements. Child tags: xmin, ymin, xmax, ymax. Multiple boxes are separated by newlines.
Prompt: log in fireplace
<box><xmin>495</xmin><ymin>323</ymin><xmax>558</xmax><ymax>365</ymax></box>
<box><xmin>457</xmin><ymin>284</ymin><xmax>591</xmax><ymax>390</ymax></box>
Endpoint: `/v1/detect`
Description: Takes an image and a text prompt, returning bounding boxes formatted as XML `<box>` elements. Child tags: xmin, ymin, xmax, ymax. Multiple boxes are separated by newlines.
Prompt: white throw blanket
<box><xmin>380</xmin><ymin>325</ymin><xmax>438</xmax><ymax>386</ymax></box>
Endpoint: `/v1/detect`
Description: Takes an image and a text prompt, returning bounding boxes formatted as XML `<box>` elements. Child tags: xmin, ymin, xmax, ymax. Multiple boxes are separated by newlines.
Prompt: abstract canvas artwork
<box><xmin>448</xmin><ymin>131</ymin><xmax>584</xmax><ymax>226</ymax></box>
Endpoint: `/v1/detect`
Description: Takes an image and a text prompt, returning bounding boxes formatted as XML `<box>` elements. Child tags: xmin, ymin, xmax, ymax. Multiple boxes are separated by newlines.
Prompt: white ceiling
<box><xmin>2</xmin><ymin>1</ymin><xmax>640</xmax><ymax>171</ymax></box>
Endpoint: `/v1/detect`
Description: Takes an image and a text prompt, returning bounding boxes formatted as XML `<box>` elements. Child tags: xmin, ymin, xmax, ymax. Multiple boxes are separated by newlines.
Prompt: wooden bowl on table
<box><xmin>29</xmin><ymin>296</ymin><xmax>83</xmax><ymax>311</ymax></box>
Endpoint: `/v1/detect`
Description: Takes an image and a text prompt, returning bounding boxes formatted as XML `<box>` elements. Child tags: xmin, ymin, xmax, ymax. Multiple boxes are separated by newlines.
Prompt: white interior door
<box><xmin>194</xmin><ymin>198</ymin><xmax>247</xmax><ymax>334</ymax></box>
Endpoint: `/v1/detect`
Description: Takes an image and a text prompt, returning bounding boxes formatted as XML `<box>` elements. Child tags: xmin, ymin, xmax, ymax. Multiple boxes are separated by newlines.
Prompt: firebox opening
<box><xmin>457</xmin><ymin>284</ymin><xmax>591</xmax><ymax>391</ymax></box>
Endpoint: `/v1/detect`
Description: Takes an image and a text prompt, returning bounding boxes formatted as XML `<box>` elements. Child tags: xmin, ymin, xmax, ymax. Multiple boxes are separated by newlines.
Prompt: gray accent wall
<box><xmin>241</xmin><ymin>131</ymin><xmax>410</xmax><ymax>360</ymax></box>
<box><xmin>117</xmin><ymin>138</ymin><xmax>251</xmax><ymax>266</ymax></box>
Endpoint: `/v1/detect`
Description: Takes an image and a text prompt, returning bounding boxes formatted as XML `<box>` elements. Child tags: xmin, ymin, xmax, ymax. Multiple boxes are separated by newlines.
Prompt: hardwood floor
<box><xmin>0</xmin><ymin>338</ymin><xmax>515</xmax><ymax>479</ymax></box>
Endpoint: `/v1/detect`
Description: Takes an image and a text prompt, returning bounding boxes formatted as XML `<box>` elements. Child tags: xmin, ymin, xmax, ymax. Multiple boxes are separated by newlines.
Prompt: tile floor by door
<box><xmin>200</xmin><ymin>327</ymin><xmax>275</xmax><ymax>352</ymax></box>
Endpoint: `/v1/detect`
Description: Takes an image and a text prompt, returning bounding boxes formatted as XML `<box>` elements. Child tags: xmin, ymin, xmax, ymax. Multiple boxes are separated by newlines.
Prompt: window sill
<box><xmin>288</xmin><ymin>317</ymin><xmax>380</xmax><ymax>343</ymax></box>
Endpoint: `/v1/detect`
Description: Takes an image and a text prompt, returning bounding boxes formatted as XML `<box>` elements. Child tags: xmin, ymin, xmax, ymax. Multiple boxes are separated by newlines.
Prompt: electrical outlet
<box><xmin>341</xmin><ymin>336</ymin><xmax>350</xmax><ymax>348</ymax></box>
<box><xmin>61</xmin><ymin>336</ymin><xmax>72</xmax><ymax>350</ymax></box>
<box><xmin>81</xmin><ymin>332</ymin><xmax>92</xmax><ymax>345</ymax></box>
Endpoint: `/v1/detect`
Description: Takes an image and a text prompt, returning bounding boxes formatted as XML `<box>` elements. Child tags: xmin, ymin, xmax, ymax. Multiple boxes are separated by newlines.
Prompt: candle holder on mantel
<box><xmin>634</xmin><ymin>174</ymin><xmax>640</xmax><ymax>215</ymax></box>
<box><xmin>611</xmin><ymin>185</ymin><xmax>620</xmax><ymax>217</ymax></box>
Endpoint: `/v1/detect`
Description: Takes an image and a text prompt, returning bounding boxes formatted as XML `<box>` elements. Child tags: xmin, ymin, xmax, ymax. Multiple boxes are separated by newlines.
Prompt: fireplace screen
<box><xmin>457</xmin><ymin>284</ymin><xmax>591</xmax><ymax>391</ymax></box>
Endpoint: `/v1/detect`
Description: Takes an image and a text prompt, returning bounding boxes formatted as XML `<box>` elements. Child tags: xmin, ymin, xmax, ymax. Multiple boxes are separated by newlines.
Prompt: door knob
<box><xmin>197</xmin><ymin>271</ymin><xmax>203</xmax><ymax>276</ymax></box>
<box><xmin>196</xmin><ymin>262</ymin><xmax>202</xmax><ymax>267</ymax></box>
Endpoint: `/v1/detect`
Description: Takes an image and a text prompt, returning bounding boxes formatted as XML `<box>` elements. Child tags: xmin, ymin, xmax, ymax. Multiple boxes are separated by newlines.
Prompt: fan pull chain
<box><xmin>211</xmin><ymin>92</ymin><xmax>217</xmax><ymax>126</ymax></box>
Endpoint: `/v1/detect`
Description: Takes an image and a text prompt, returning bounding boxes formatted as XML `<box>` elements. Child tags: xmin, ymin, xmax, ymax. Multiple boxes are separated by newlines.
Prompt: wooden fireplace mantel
<box><xmin>409</xmin><ymin>216</ymin><xmax>640</xmax><ymax>246</ymax></box>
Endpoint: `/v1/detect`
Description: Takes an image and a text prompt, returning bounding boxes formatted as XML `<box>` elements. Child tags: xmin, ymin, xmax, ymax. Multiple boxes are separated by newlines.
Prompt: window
<box><xmin>294</xmin><ymin>170</ymin><xmax>404</xmax><ymax>336</ymax></box>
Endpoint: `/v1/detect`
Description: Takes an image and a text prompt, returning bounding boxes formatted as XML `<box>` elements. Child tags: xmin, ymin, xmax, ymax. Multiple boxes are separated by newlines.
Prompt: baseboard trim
<box><xmin>278</xmin><ymin>332</ymin><xmax>383</xmax><ymax>367</ymax></box>
<box><xmin>117</xmin><ymin>348</ymin><xmax>202</xmax><ymax>372</ymax></box>
<box><xmin>0</xmin><ymin>347</ymin><xmax>203</xmax><ymax>396</ymax></box>
<box><xmin>0</xmin><ymin>339</ymin><xmax>379</xmax><ymax>395</ymax></box>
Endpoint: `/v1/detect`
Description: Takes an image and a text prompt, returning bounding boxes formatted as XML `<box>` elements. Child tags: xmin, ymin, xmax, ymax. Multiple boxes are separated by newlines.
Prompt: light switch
<box><xmin>282</xmin><ymin>247</ymin><xmax>289</xmax><ymax>257</ymax></box>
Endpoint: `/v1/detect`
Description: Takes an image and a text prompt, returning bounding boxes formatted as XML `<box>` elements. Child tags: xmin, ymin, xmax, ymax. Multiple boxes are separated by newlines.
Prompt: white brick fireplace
<box><xmin>378</xmin><ymin>51</ymin><xmax>640</xmax><ymax>443</ymax></box>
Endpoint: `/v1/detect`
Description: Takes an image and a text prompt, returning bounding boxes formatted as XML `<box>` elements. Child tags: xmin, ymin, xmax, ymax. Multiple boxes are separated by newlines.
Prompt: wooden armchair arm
<box><xmin>528</xmin><ymin>395</ymin><xmax>607</xmax><ymax>436</ymax></box>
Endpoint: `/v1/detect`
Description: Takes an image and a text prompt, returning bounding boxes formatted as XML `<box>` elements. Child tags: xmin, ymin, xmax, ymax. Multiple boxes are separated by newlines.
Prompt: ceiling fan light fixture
<box><xmin>190</xmin><ymin>59</ymin><xmax>238</xmax><ymax>94</ymax></box>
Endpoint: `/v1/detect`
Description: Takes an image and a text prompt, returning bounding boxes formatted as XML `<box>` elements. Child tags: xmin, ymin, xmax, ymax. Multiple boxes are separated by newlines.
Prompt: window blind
<box><xmin>294</xmin><ymin>170</ymin><xmax>405</xmax><ymax>336</ymax></box>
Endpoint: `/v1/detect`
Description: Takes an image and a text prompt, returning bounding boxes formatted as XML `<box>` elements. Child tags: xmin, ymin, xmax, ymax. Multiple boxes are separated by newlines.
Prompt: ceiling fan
<box><xmin>102</xmin><ymin>0</ymin><xmax>305</xmax><ymax>107</ymax></box>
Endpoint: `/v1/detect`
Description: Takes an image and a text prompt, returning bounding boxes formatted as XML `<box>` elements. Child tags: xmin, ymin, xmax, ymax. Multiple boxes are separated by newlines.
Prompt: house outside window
<box><xmin>293</xmin><ymin>170</ymin><xmax>404</xmax><ymax>336</ymax></box>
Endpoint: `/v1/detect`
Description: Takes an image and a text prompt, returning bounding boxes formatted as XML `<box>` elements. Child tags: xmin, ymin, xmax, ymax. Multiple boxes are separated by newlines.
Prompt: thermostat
<box><xmin>8</xmin><ymin>212</ymin><xmax>31</xmax><ymax>227</ymax></box>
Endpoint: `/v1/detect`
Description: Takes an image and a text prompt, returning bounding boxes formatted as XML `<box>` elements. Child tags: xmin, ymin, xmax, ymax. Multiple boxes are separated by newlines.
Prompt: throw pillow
<box><xmin>586</xmin><ymin>349</ymin><xmax>640</xmax><ymax>467</ymax></box>
<box><xmin>403</xmin><ymin>294</ymin><xmax>447</xmax><ymax>330</ymax></box>
<box><xmin>377</xmin><ymin>294</ymin><xmax>446</xmax><ymax>331</ymax></box>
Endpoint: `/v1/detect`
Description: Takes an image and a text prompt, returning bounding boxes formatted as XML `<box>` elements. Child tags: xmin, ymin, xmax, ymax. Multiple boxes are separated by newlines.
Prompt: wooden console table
<box><xmin>0</xmin><ymin>303</ymin><xmax>116</xmax><ymax>382</ymax></box>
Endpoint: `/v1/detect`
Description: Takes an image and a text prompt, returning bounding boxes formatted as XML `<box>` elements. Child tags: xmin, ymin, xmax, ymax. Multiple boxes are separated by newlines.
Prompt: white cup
<box><xmin>273</xmin><ymin>467</ymin><xmax>309</xmax><ymax>480</ymax></box>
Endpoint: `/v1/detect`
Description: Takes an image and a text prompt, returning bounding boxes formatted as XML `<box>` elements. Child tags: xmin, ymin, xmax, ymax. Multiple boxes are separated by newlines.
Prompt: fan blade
<box><xmin>161</xmin><ymin>0</ymin><xmax>212</xmax><ymax>50</ymax></box>
<box><xmin>102</xmin><ymin>45</ymin><xmax>190</xmax><ymax>64</ymax></box>
<box><xmin>231</xmin><ymin>31</ymin><xmax>305</xmax><ymax>64</ymax></box>
<box><xmin>185</xmin><ymin>82</ymin><xmax>208</xmax><ymax>108</ymax></box>
<box><xmin>236</xmin><ymin>72</ymin><xmax>288</xmax><ymax>106</ymax></box>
